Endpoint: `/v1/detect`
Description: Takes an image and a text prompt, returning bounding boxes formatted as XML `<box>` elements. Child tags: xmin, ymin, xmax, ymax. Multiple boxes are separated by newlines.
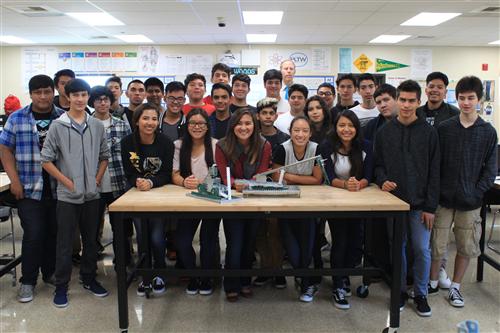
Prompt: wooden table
<box><xmin>477</xmin><ymin>176</ymin><xmax>500</xmax><ymax>281</ymax></box>
<box><xmin>0</xmin><ymin>173</ymin><xmax>11</xmax><ymax>193</ymax></box>
<box><xmin>110</xmin><ymin>184</ymin><xmax>409</xmax><ymax>333</ymax></box>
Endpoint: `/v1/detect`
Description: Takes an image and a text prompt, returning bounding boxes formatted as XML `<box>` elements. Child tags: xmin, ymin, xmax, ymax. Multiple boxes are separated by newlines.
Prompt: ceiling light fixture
<box><xmin>114</xmin><ymin>34</ymin><xmax>153</xmax><ymax>43</ymax></box>
<box><xmin>242</xmin><ymin>11</ymin><xmax>283</xmax><ymax>25</ymax></box>
<box><xmin>369</xmin><ymin>35</ymin><xmax>411</xmax><ymax>44</ymax></box>
<box><xmin>66</xmin><ymin>12</ymin><xmax>124</xmax><ymax>26</ymax></box>
<box><xmin>0</xmin><ymin>35</ymin><xmax>35</xmax><ymax>44</ymax></box>
<box><xmin>401</xmin><ymin>12</ymin><xmax>461</xmax><ymax>26</ymax></box>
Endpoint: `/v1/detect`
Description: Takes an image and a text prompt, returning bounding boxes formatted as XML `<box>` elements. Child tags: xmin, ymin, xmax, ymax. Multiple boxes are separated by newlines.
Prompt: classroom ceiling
<box><xmin>1</xmin><ymin>0</ymin><xmax>499</xmax><ymax>47</ymax></box>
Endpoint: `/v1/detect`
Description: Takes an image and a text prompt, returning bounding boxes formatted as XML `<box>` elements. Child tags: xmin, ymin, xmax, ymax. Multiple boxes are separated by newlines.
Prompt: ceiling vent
<box><xmin>464</xmin><ymin>6</ymin><xmax>500</xmax><ymax>17</ymax></box>
<box><xmin>415</xmin><ymin>36</ymin><xmax>435</xmax><ymax>39</ymax></box>
<box><xmin>90</xmin><ymin>36</ymin><xmax>111</xmax><ymax>40</ymax></box>
<box><xmin>6</xmin><ymin>5</ymin><xmax>63</xmax><ymax>17</ymax></box>
<box><xmin>480</xmin><ymin>7</ymin><xmax>500</xmax><ymax>13</ymax></box>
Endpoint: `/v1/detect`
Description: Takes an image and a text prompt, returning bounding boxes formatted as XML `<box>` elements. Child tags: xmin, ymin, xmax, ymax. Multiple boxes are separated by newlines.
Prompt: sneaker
<box><xmin>83</xmin><ymin>279</ymin><xmax>108</xmax><ymax>297</ymax></box>
<box><xmin>253</xmin><ymin>276</ymin><xmax>271</xmax><ymax>286</ymax></box>
<box><xmin>152</xmin><ymin>276</ymin><xmax>166</xmax><ymax>295</ymax></box>
<box><xmin>332</xmin><ymin>288</ymin><xmax>350</xmax><ymax>309</ymax></box>
<box><xmin>199</xmin><ymin>280</ymin><xmax>213</xmax><ymax>296</ymax></box>
<box><xmin>137</xmin><ymin>281</ymin><xmax>151</xmax><ymax>297</ymax></box>
<box><xmin>299</xmin><ymin>285</ymin><xmax>318</xmax><ymax>303</ymax></box>
<box><xmin>448</xmin><ymin>288</ymin><xmax>464</xmax><ymax>307</ymax></box>
<box><xmin>400</xmin><ymin>292</ymin><xmax>408</xmax><ymax>312</ymax></box>
<box><xmin>342</xmin><ymin>287</ymin><xmax>352</xmax><ymax>297</ymax></box>
<box><xmin>438</xmin><ymin>268</ymin><xmax>451</xmax><ymax>289</ymax></box>
<box><xmin>186</xmin><ymin>278</ymin><xmax>199</xmax><ymax>295</ymax></box>
<box><xmin>428</xmin><ymin>284</ymin><xmax>439</xmax><ymax>296</ymax></box>
<box><xmin>18</xmin><ymin>284</ymin><xmax>34</xmax><ymax>303</ymax></box>
<box><xmin>274</xmin><ymin>276</ymin><xmax>287</xmax><ymax>289</ymax></box>
<box><xmin>414</xmin><ymin>295</ymin><xmax>432</xmax><ymax>317</ymax></box>
<box><xmin>53</xmin><ymin>286</ymin><xmax>68</xmax><ymax>308</ymax></box>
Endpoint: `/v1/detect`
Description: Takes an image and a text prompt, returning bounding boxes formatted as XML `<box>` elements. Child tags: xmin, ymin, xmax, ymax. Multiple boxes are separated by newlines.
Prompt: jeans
<box><xmin>328</xmin><ymin>218</ymin><xmax>363</xmax><ymax>289</ymax></box>
<box><xmin>176</xmin><ymin>218</ymin><xmax>220</xmax><ymax>281</ymax></box>
<box><xmin>17</xmin><ymin>198</ymin><xmax>57</xmax><ymax>285</ymax></box>
<box><xmin>55</xmin><ymin>200</ymin><xmax>100</xmax><ymax>287</ymax></box>
<box><xmin>279</xmin><ymin>218</ymin><xmax>315</xmax><ymax>291</ymax></box>
<box><xmin>223</xmin><ymin>218</ymin><xmax>261</xmax><ymax>293</ymax></box>
<box><xmin>401</xmin><ymin>210</ymin><xmax>431</xmax><ymax>296</ymax></box>
<box><xmin>98</xmin><ymin>192</ymin><xmax>133</xmax><ymax>266</ymax></box>
<box><xmin>133</xmin><ymin>218</ymin><xmax>166</xmax><ymax>269</ymax></box>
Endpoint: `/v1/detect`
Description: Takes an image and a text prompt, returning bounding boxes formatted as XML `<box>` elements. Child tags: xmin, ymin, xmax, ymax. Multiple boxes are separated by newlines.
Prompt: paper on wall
<box><xmin>411</xmin><ymin>49</ymin><xmax>432</xmax><ymax>79</ymax></box>
<box><xmin>138</xmin><ymin>46</ymin><xmax>160</xmax><ymax>74</ymax></box>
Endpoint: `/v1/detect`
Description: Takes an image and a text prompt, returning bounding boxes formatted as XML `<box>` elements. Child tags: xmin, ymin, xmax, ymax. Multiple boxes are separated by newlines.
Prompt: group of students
<box><xmin>0</xmin><ymin>60</ymin><xmax>497</xmax><ymax>320</ymax></box>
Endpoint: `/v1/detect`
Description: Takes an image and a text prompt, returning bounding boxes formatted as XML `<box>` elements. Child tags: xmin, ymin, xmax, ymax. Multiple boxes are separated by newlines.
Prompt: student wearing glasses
<box><xmin>316</xmin><ymin>82</ymin><xmax>336</xmax><ymax>116</ymax></box>
<box><xmin>173</xmin><ymin>108</ymin><xmax>220</xmax><ymax>296</ymax></box>
<box><xmin>159</xmin><ymin>81</ymin><xmax>187</xmax><ymax>142</ymax></box>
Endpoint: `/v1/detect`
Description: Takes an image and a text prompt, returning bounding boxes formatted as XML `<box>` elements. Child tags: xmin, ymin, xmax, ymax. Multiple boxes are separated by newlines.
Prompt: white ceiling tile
<box><xmin>0</xmin><ymin>1</ymin><xmax>497</xmax><ymax>46</ymax></box>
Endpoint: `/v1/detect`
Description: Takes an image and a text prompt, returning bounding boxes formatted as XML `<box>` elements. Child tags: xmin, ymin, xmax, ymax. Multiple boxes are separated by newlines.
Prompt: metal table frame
<box><xmin>112</xmin><ymin>208</ymin><xmax>406</xmax><ymax>333</ymax></box>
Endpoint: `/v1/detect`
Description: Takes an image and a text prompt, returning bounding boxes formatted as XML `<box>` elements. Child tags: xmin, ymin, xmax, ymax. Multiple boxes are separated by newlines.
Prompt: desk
<box><xmin>110</xmin><ymin>185</ymin><xmax>409</xmax><ymax>333</ymax></box>
<box><xmin>477</xmin><ymin>176</ymin><xmax>500</xmax><ymax>280</ymax></box>
<box><xmin>0</xmin><ymin>173</ymin><xmax>11</xmax><ymax>192</ymax></box>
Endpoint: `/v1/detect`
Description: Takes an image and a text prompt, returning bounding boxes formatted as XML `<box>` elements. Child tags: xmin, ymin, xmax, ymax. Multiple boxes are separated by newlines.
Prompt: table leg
<box><xmin>114</xmin><ymin>212</ymin><xmax>129</xmax><ymax>332</ymax></box>
<box><xmin>477</xmin><ymin>204</ymin><xmax>487</xmax><ymax>282</ymax></box>
<box><xmin>388</xmin><ymin>212</ymin><xmax>404</xmax><ymax>332</ymax></box>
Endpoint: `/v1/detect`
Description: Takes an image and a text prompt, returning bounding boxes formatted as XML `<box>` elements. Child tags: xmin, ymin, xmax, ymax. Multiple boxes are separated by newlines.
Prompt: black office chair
<box><xmin>0</xmin><ymin>205</ymin><xmax>17</xmax><ymax>286</ymax></box>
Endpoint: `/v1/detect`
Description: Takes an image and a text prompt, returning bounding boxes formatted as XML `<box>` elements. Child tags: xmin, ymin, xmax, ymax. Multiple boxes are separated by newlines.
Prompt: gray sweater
<box><xmin>41</xmin><ymin>112</ymin><xmax>110</xmax><ymax>204</ymax></box>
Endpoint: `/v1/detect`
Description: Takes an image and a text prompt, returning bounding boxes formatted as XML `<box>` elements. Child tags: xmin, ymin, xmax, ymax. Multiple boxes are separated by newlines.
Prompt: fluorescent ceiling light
<box><xmin>401</xmin><ymin>12</ymin><xmax>461</xmax><ymax>26</ymax></box>
<box><xmin>114</xmin><ymin>34</ymin><xmax>153</xmax><ymax>43</ymax></box>
<box><xmin>246</xmin><ymin>34</ymin><xmax>277</xmax><ymax>43</ymax></box>
<box><xmin>488</xmin><ymin>40</ymin><xmax>500</xmax><ymax>45</ymax></box>
<box><xmin>370</xmin><ymin>35</ymin><xmax>411</xmax><ymax>44</ymax></box>
<box><xmin>66</xmin><ymin>12</ymin><xmax>124</xmax><ymax>26</ymax></box>
<box><xmin>0</xmin><ymin>35</ymin><xmax>34</xmax><ymax>44</ymax></box>
<box><xmin>242</xmin><ymin>11</ymin><xmax>283</xmax><ymax>25</ymax></box>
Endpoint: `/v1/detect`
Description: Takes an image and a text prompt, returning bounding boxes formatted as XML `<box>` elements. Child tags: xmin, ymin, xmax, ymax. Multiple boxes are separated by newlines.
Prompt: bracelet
<box><xmin>182</xmin><ymin>178</ymin><xmax>186</xmax><ymax>187</ymax></box>
<box><xmin>343</xmin><ymin>180</ymin><xmax>347</xmax><ymax>189</ymax></box>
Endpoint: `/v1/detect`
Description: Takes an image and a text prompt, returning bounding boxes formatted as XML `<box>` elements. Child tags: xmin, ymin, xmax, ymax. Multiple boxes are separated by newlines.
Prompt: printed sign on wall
<box><xmin>353</xmin><ymin>54</ymin><xmax>373</xmax><ymax>73</ymax></box>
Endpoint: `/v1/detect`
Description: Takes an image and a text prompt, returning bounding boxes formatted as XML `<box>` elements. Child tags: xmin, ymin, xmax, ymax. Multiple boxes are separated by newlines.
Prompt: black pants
<box><xmin>55</xmin><ymin>200</ymin><xmax>100</xmax><ymax>287</ymax></box>
<box><xmin>17</xmin><ymin>198</ymin><xmax>57</xmax><ymax>285</ymax></box>
<box><xmin>98</xmin><ymin>192</ymin><xmax>133</xmax><ymax>266</ymax></box>
<box><xmin>223</xmin><ymin>218</ymin><xmax>261</xmax><ymax>293</ymax></box>
<box><xmin>176</xmin><ymin>218</ymin><xmax>220</xmax><ymax>281</ymax></box>
<box><xmin>329</xmin><ymin>218</ymin><xmax>363</xmax><ymax>289</ymax></box>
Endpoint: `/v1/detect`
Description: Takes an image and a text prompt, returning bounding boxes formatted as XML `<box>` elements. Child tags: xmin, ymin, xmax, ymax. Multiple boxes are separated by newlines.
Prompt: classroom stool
<box><xmin>0</xmin><ymin>206</ymin><xmax>17</xmax><ymax>286</ymax></box>
<box><xmin>487</xmin><ymin>208</ymin><xmax>500</xmax><ymax>255</ymax></box>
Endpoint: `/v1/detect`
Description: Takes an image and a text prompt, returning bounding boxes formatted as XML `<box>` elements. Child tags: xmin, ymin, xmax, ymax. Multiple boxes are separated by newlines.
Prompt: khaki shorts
<box><xmin>431</xmin><ymin>206</ymin><xmax>482</xmax><ymax>259</ymax></box>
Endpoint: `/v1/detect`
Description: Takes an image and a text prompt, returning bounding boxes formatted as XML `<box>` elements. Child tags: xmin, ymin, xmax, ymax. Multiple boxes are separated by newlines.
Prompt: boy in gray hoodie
<box><xmin>41</xmin><ymin>78</ymin><xmax>110</xmax><ymax>308</ymax></box>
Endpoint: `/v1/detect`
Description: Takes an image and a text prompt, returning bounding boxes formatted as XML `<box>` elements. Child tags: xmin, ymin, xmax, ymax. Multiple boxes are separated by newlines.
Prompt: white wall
<box><xmin>1</xmin><ymin>44</ymin><xmax>499</xmax><ymax>130</ymax></box>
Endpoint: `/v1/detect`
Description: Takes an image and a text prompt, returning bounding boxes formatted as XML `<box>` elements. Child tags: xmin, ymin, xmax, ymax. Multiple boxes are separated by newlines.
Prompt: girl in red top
<box><xmin>215</xmin><ymin>108</ymin><xmax>272</xmax><ymax>302</ymax></box>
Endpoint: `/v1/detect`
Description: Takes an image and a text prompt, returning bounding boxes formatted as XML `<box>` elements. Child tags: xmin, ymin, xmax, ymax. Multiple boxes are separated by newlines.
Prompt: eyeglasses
<box><xmin>96</xmin><ymin>96</ymin><xmax>110</xmax><ymax>103</ymax></box>
<box><xmin>317</xmin><ymin>91</ymin><xmax>333</xmax><ymax>97</ymax></box>
<box><xmin>188</xmin><ymin>121</ymin><xmax>207</xmax><ymax>128</ymax></box>
<box><xmin>166</xmin><ymin>96</ymin><xmax>186</xmax><ymax>104</ymax></box>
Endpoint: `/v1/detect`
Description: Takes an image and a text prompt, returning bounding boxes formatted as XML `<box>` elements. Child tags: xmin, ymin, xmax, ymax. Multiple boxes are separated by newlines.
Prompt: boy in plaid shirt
<box><xmin>0</xmin><ymin>75</ymin><xmax>64</xmax><ymax>303</ymax></box>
